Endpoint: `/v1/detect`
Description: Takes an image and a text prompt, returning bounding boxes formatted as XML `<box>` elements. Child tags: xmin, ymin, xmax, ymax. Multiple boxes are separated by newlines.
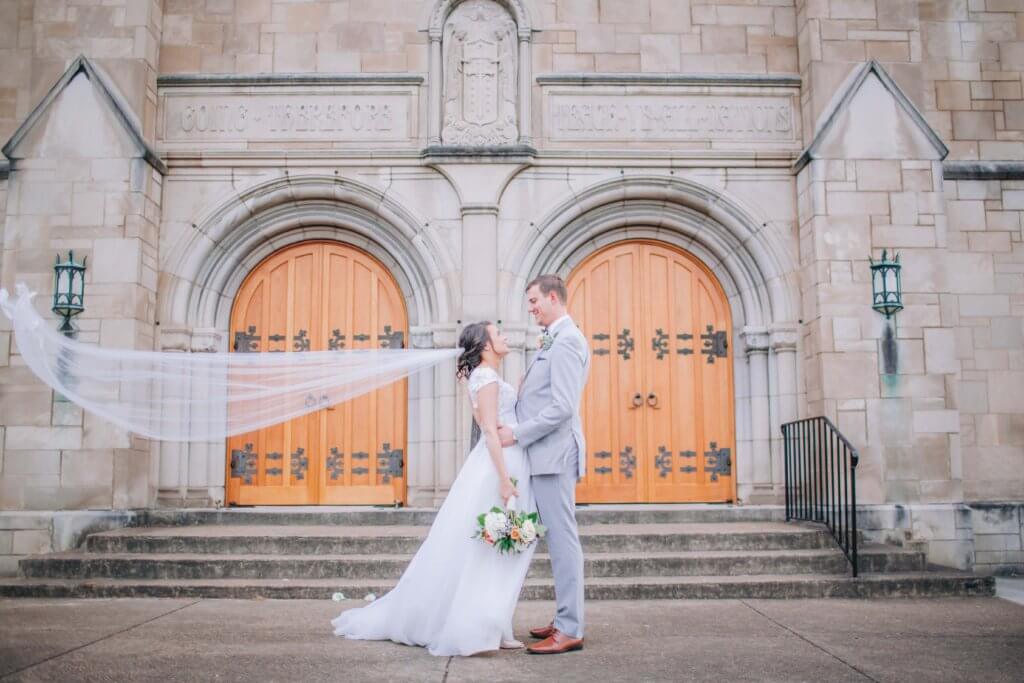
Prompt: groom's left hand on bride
<box><xmin>496</xmin><ymin>424</ymin><xmax>516</xmax><ymax>447</ymax></box>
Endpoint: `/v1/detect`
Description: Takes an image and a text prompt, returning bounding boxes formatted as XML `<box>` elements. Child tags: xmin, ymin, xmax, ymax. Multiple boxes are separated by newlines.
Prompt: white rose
<box><xmin>520</xmin><ymin>520</ymin><xmax>537</xmax><ymax>543</ymax></box>
<box><xmin>484</xmin><ymin>511</ymin><xmax>507</xmax><ymax>539</ymax></box>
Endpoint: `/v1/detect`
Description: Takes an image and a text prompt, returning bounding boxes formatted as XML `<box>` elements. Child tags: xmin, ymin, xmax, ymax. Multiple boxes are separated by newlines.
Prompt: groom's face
<box><xmin>526</xmin><ymin>285</ymin><xmax>558</xmax><ymax>327</ymax></box>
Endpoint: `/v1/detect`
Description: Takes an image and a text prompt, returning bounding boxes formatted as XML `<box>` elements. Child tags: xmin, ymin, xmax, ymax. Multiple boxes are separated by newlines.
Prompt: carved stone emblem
<box><xmin>442</xmin><ymin>0</ymin><xmax>518</xmax><ymax>145</ymax></box>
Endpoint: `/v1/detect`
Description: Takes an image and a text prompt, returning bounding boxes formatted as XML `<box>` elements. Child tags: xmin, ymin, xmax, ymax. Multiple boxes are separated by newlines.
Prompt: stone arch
<box><xmin>426</xmin><ymin>0</ymin><xmax>533</xmax><ymax>36</ymax></box>
<box><xmin>501</xmin><ymin>174</ymin><xmax>797</xmax><ymax>331</ymax></box>
<box><xmin>160</xmin><ymin>174</ymin><xmax>454</xmax><ymax>338</ymax></box>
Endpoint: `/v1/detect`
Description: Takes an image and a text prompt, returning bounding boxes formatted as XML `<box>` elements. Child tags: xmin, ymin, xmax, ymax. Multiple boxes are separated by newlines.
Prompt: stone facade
<box><xmin>0</xmin><ymin>1</ymin><xmax>1022</xmax><ymax>576</ymax></box>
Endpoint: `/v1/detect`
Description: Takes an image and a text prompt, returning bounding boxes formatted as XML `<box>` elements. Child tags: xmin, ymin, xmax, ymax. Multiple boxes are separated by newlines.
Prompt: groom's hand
<box><xmin>496</xmin><ymin>424</ymin><xmax>516</xmax><ymax>447</ymax></box>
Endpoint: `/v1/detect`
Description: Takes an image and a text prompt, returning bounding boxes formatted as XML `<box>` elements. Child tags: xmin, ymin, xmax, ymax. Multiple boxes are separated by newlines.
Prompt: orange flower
<box><xmin>510</xmin><ymin>528</ymin><xmax>521</xmax><ymax>541</ymax></box>
<box><xmin>483</xmin><ymin>532</ymin><xmax>494</xmax><ymax>545</ymax></box>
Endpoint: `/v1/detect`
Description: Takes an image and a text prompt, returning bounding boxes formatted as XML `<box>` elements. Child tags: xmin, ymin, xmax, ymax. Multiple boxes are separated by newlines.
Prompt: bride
<box><xmin>331</xmin><ymin>321</ymin><xmax>536</xmax><ymax>657</ymax></box>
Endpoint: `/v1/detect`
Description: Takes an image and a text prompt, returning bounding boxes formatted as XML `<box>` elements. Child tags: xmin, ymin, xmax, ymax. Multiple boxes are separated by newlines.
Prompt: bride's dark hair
<box><xmin>456</xmin><ymin>321</ymin><xmax>492</xmax><ymax>380</ymax></box>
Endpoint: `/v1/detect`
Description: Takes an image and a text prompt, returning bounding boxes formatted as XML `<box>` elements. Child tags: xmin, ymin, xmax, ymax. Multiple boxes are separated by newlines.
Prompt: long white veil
<box><xmin>0</xmin><ymin>283</ymin><xmax>461</xmax><ymax>442</ymax></box>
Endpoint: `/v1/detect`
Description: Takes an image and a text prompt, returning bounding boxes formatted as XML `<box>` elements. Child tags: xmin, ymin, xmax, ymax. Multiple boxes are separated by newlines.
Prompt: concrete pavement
<box><xmin>1</xmin><ymin>597</ymin><xmax>1022</xmax><ymax>682</ymax></box>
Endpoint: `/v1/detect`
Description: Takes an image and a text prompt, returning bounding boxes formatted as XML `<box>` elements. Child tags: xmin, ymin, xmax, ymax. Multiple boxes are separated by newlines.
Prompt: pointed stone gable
<box><xmin>2</xmin><ymin>55</ymin><xmax>165</xmax><ymax>174</ymax></box>
<box><xmin>795</xmin><ymin>60</ymin><xmax>948</xmax><ymax>171</ymax></box>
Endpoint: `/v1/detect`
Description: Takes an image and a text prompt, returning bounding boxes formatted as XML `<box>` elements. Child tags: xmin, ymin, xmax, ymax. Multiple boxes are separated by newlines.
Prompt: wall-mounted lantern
<box><xmin>870</xmin><ymin>249</ymin><xmax>902</xmax><ymax>319</ymax></box>
<box><xmin>52</xmin><ymin>250</ymin><xmax>86</xmax><ymax>335</ymax></box>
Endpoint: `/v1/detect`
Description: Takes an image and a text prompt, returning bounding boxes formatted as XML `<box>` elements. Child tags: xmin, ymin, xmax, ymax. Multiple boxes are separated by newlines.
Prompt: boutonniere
<box><xmin>537</xmin><ymin>330</ymin><xmax>557</xmax><ymax>351</ymax></box>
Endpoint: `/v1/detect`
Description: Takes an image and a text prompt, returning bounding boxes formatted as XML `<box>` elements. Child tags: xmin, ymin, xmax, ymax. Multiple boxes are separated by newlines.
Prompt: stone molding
<box><xmin>769</xmin><ymin>324</ymin><xmax>799</xmax><ymax>352</ymax></box>
<box><xmin>793</xmin><ymin>60</ymin><xmax>948</xmax><ymax>173</ymax></box>
<box><xmin>158</xmin><ymin>74</ymin><xmax>424</xmax><ymax>88</ymax></box>
<box><xmin>503</xmin><ymin>174</ymin><xmax>797</xmax><ymax>329</ymax></box>
<box><xmin>536</xmin><ymin>73</ymin><xmax>802</xmax><ymax>87</ymax></box>
<box><xmin>3</xmin><ymin>54</ymin><xmax>166</xmax><ymax>175</ymax></box>
<box><xmin>460</xmin><ymin>203</ymin><xmax>500</xmax><ymax>216</ymax></box>
<box><xmin>741</xmin><ymin>327</ymin><xmax>771</xmax><ymax>354</ymax></box>
<box><xmin>943</xmin><ymin>160</ymin><xmax>1024</xmax><ymax>181</ymax></box>
<box><xmin>421</xmin><ymin>144</ymin><xmax>536</xmax><ymax>162</ymax></box>
<box><xmin>160</xmin><ymin>174</ymin><xmax>452</xmax><ymax>332</ymax></box>
<box><xmin>426</xmin><ymin>0</ymin><xmax>532</xmax><ymax>39</ymax></box>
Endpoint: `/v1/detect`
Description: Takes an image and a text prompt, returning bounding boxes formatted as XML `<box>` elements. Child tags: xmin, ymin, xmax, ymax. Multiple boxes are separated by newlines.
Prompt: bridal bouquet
<box><xmin>473</xmin><ymin>483</ymin><xmax>546</xmax><ymax>554</ymax></box>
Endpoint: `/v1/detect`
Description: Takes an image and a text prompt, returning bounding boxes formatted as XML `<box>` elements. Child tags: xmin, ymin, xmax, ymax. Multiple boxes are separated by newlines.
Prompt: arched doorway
<box><xmin>225</xmin><ymin>240</ymin><xmax>409</xmax><ymax>505</ymax></box>
<box><xmin>568</xmin><ymin>240</ymin><xmax>735</xmax><ymax>503</ymax></box>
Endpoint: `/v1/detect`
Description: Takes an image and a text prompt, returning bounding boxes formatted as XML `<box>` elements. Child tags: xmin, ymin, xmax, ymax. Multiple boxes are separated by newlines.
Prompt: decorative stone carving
<box><xmin>441</xmin><ymin>0</ymin><xmax>518</xmax><ymax>145</ymax></box>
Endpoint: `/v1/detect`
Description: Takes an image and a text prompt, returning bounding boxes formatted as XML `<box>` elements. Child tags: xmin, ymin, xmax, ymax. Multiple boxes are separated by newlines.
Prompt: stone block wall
<box><xmin>797</xmin><ymin>152</ymin><xmax>959</xmax><ymax>506</ymax></box>
<box><xmin>0</xmin><ymin>510</ymin><xmax>133</xmax><ymax>577</ymax></box>
<box><xmin>791</xmin><ymin>1</ymin><xmax>1024</xmax><ymax>565</ymax></box>
<box><xmin>157</xmin><ymin>0</ymin><xmax>799</xmax><ymax>76</ymax></box>
<box><xmin>859</xmin><ymin>501</ymin><xmax>1024</xmax><ymax>573</ymax></box>
<box><xmin>942</xmin><ymin>176</ymin><xmax>1024</xmax><ymax>502</ymax></box>
<box><xmin>796</xmin><ymin>1</ymin><xmax>1024</xmax><ymax>160</ymax></box>
<box><xmin>0</xmin><ymin>67</ymin><xmax>163</xmax><ymax>510</ymax></box>
<box><xmin>0</xmin><ymin>0</ymin><xmax>163</xmax><ymax>147</ymax></box>
<box><xmin>970</xmin><ymin>502</ymin><xmax>1024</xmax><ymax>573</ymax></box>
<box><xmin>921</xmin><ymin>0</ymin><xmax>1024</xmax><ymax>161</ymax></box>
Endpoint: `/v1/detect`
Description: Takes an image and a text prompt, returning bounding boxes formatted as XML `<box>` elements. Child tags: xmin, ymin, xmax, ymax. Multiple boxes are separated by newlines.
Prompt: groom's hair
<box><xmin>526</xmin><ymin>274</ymin><xmax>567</xmax><ymax>304</ymax></box>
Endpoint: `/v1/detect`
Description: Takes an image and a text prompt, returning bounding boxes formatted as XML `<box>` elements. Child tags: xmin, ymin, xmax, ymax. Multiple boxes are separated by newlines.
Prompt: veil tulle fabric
<box><xmin>0</xmin><ymin>283</ymin><xmax>461</xmax><ymax>442</ymax></box>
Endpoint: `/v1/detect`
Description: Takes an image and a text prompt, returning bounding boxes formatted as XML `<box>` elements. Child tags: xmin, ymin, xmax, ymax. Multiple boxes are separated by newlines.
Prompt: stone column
<box><xmin>502</xmin><ymin>323</ymin><xmax>529</xmax><ymax>387</ymax></box>
<box><xmin>154</xmin><ymin>327</ymin><xmax>225</xmax><ymax>507</ymax></box>
<box><xmin>461</xmin><ymin>205</ymin><xmax>499</xmax><ymax>321</ymax></box>
<box><xmin>770</xmin><ymin>324</ymin><xmax>799</xmax><ymax>493</ymax></box>
<box><xmin>517</xmin><ymin>30</ymin><xmax>532</xmax><ymax>146</ymax></box>
<box><xmin>431</xmin><ymin>323</ymin><xmax>459</xmax><ymax>505</ymax></box>
<box><xmin>407</xmin><ymin>327</ymin><xmax>436</xmax><ymax>507</ymax></box>
<box><xmin>742</xmin><ymin>327</ymin><xmax>771</xmax><ymax>496</ymax></box>
<box><xmin>428</xmin><ymin>32</ymin><xmax>443</xmax><ymax>146</ymax></box>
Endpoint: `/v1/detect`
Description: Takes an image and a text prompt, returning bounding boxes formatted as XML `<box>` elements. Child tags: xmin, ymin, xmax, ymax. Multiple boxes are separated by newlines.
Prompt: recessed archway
<box><xmin>502</xmin><ymin>175</ymin><xmax>800</xmax><ymax>504</ymax></box>
<box><xmin>156</xmin><ymin>174</ymin><xmax>457</xmax><ymax>507</ymax></box>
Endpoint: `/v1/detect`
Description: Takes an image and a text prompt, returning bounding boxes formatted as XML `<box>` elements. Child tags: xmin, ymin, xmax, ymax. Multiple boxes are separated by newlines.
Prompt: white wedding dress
<box><xmin>331</xmin><ymin>365</ymin><xmax>537</xmax><ymax>657</ymax></box>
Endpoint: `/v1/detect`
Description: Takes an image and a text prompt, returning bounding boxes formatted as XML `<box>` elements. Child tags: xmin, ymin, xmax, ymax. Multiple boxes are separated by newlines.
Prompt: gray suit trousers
<box><xmin>532</xmin><ymin>451</ymin><xmax>584</xmax><ymax>639</ymax></box>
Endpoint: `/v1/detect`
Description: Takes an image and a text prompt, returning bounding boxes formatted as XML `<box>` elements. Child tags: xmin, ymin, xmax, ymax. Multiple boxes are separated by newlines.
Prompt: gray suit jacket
<box><xmin>514</xmin><ymin>317</ymin><xmax>591</xmax><ymax>479</ymax></box>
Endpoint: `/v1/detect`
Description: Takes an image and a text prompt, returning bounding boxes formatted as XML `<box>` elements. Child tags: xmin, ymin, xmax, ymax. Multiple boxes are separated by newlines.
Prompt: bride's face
<box><xmin>486</xmin><ymin>324</ymin><xmax>509</xmax><ymax>357</ymax></box>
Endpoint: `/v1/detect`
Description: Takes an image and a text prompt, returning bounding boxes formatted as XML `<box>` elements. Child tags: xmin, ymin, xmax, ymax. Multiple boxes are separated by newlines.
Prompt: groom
<box><xmin>498</xmin><ymin>274</ymin><xmax>590</xmax><ymax>655</ymax></box>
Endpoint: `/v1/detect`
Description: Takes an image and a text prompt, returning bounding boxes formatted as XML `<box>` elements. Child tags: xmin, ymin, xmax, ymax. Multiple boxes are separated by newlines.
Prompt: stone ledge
<box><xmin>420</xmin><ymin>144</ymin><xmax>536</xmax><ymax>163</ymax></box>
<box><xmin>157</xmin><ymin>73</ymin><xmax>425</xmax><ymax>88</ymax></box>
<box><xmin>536</xmin><ymin>73</ymin><xmax>802</xmax><ymax>88</ymax></box>
<box><xmin>943</xmin><ymin>160</ymin><xmax>1024</xmax><ymax>180</ymax></box>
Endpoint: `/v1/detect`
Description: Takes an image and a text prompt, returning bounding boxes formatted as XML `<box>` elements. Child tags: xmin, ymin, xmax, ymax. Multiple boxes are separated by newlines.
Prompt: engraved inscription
<box><xmin>164</xmin><ymin>94</ymin><xmax>411</xmax><ymax>142</ymax></box>
<box><xmin>548</xmin><ymin>95</ymin><xmax>795</xmax><ymax>142</ymax></box>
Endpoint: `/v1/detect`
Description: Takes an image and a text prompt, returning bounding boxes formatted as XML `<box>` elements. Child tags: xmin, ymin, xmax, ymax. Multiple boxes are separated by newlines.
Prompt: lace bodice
<box><xmin>467</xmin><ymin>366</ymin><xmax>518</xmax><ymax>425</ymax></box>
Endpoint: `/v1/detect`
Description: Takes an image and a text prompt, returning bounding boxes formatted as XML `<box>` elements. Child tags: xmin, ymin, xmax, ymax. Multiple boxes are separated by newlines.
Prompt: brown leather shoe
<box><xmin>528</xmin><ymin>622</ymin><xmax>555</xmax><ymax>640</ymax></box>
<box><xmin>526</xmin><ymin>629</ymin><xmax>584</xmax><ymax>655</ymax></box>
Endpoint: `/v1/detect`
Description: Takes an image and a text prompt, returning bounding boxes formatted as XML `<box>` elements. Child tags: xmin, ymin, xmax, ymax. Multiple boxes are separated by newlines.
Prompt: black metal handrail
<box><xmin>782</xmin><ymin>416</ymin><xmax>859</xmax><ymax>577</ymax></box>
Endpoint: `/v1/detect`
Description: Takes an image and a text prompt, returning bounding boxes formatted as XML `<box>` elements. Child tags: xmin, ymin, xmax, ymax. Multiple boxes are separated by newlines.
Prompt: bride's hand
<box><xmin>500</xmin><ymin>478</ymin><xmax>518</xmax><ymax>505</ymax></box>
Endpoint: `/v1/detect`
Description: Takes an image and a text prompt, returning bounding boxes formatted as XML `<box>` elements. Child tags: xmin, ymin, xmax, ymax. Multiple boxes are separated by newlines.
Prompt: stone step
<box><xmin>18</xmin><ymin>545</ymin><xmax>922</xmax><ymax>581</ymax></box>
<box><xmin>132</xmin><ymin>505</ymin><xmax>787</xmax><ymax>528</ymax></box>
<box><xmin>0</xmin><ymin>572</ymin><xmax>995</xmax><ymax>600</ymax></box>
<box><xmin>85</xmin><ymin>522</ymin><xmax>837</xmax><ymax>555</ymax></box>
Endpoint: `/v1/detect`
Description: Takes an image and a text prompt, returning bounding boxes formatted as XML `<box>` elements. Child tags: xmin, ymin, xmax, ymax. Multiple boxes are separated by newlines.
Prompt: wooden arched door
<box><xmin>568</xmin><ymin>241</ymin><xmax>735</xmax><ymax>503</ymax></box>
<box><xmin>226</xmin><ymin>241</ymin><xmax>409</xmax><ymax>506</ymax></box>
